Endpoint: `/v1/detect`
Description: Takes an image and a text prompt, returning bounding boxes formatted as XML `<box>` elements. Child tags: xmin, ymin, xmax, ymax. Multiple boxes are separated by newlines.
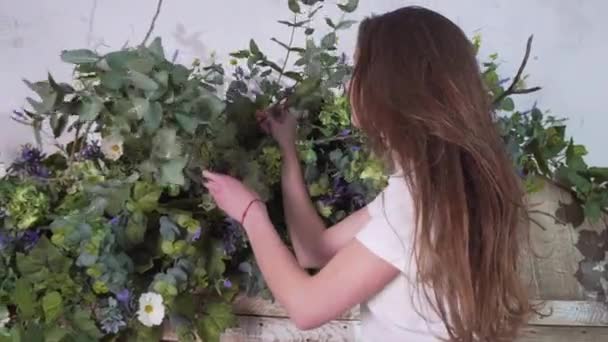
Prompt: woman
<box><xmin>203</xmin><ymin>6</ymin><xmax>531</xmax><ymax>342</ymax></box>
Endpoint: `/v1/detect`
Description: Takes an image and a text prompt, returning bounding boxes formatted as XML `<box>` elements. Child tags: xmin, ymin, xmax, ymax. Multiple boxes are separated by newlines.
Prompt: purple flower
<box><xmin>109</xmin><ymin>216</ymin><xmax>121</xmax><ymax>226</ymax></box>
<box><xmin>80</xmin><ymin>141</ymin><xmax>103</xmax><ymax>160</ymax></box>
<box><xmin>189</xmin><ymin>227</ymin><xmax>202</xmax><ymax>242</ymax></box>
<box><xmin>222</xmin><ymin>218</ymin><xmax>243</xmax><ymax>255</ymax></box>
<box><xmin>498</xmin><ymin>77</ymin><xmax>511</xmax><ymax>86</ymax></box>
<box><xmin>11</xmin><ymin>144</ymin><xmax>50</xmax><ymax>178</ymax></box>
<box><xmin>350</xmin><ymin>145</ymin><xmax>361</xmax><ymax>152</ymax></box>
<box><xmin>339</xmin><ymin>129</ymin><xmax>351</xmax><ymax>137</ymax></box>
<box><xmin>19</xmin><ymin>229</ymin><xmax>40</xmax><ymax>251</ymax></box>
<box><xmin>115</xmin><ymin>288</ymin><xmax>131</xmax><ymax>305</ymax></box>
<box><xmin>223</xmin><ymin>279</ymin><xmax>232</xmax><ymax>288</ymax></box>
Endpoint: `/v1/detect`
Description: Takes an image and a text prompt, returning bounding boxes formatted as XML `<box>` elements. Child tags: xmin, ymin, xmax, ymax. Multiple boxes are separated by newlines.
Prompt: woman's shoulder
<box><xmin>367</xmin><ymin>174</ymin><xmax>413</xmax><ymax>218</ymax></box>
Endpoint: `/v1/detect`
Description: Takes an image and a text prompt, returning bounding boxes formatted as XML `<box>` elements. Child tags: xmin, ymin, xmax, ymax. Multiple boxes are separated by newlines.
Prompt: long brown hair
<box><xmin>350</xmin><ymin>6</ymin><xmax>531</xmax><ymax>341</ymax></box>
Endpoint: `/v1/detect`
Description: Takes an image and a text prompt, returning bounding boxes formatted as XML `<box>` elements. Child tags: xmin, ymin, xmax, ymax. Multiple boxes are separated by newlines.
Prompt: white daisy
<box><xmin>136</xmin><ymin>292</ymin><xmax>165</xmax><ymax>327</ymax></box>
<box><xmin>101</xmin><ymin>135</ymin><xmax>124</xmax><ymax>161</ymax></box>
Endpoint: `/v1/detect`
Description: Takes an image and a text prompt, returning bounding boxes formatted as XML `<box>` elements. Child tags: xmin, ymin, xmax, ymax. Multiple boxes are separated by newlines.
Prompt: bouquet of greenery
<box><xmin>1</xmin><ymin>0</ymin><xmax>606</xmax><ymax>341</ymax></box>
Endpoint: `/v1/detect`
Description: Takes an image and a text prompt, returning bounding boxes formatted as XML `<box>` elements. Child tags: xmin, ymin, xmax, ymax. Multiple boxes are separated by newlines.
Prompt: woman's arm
<box><xmin>261</xmin><ymin>110</ymin><xmax>365</xmax><ymax>268</ymax></box>
<box><xmin>280</xmin><ymin>143</ymin><xmax>368</xmax><ymax>268</ymax></box>
<box><xmin>203</xmin><ymin>171</ymin><xmax>399</xmax><ymax>329</ymax></box>
<box><xmin>245</xmin><ymin>203</ymin><xmax>399</xmax><ymax>329</ymax></box>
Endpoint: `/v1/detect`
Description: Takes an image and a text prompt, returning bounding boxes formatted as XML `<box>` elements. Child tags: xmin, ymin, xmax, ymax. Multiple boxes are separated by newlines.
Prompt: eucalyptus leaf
<box><xmin>60</xmin><ymin>49</ymin><xmax>99</xmax><ymax>64</ymax></box>
<box><xmin>249</xmin><ymin>39</ymin><xmax>261</xmax><ymax>57</ymax></box>
<box><xmin>288</xmin><ymin>0</ymin><xmax>301</xmax><ymax>13</ymax></box>
<box><xmin>321</xmin><ymin>32</ymin><xmax>337</xmax><ymax>49</ymax></box>
<box><xmin>148</xmin><ymin>37</ymin><xmax>166</xmax><ymax>60</ymax></box>
<box><xmin>337</xmin><ymin>0</ymin><xmax>359</xmax><ymax>13</ymax></box>
<box><xmin>175</xmin><ymin>112</ymin><xmax>200</xmax><ymax>134</ymax></box>
<box><xmin>128</xmin><ymin>70</ymin><xmax>159</xmax><ymax>91</ymax></box>
<box><xmin>160</xmin><ymin>158</ymin><xmax>188</xmax><ymax>186</ymax></box>
<box><xmin>78</xmin><ymin>96</ymin><xmax>104</xmax><ymax>122</ymax></box>
<box><xmin>144</xmin><ymin>101</ymin><xmax>163</xmax><ymax>133</ymax></box>
<box><xmin>100</xmin><ymin>71</ymin><xmax>125</xmax><ymax>90</ymax></box>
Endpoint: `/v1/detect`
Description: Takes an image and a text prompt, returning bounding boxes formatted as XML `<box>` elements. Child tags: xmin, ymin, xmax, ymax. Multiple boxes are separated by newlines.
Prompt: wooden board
<box><xmin>164</xmin><ymin>317</ymin><xmax>608</xmax><ymax>342</ymax></box>
<box><xmin>530</xmin><ymin>300</ymin><xmax>608</xmax><ymax>326</ymax></box>
<box><xmin>525</xmin><ymin>184</ymin><xmax>585</xmax><ymax>300</ymax></box>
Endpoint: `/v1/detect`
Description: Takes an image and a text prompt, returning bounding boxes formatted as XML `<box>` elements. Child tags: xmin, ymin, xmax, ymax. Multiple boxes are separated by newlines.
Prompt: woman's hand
<box><xmin>256</xmin><ymin>104</ymin><xmax>298</xmax><ymax>151</ymax></box>
<box><xmin>202</xmin><ymin>171</ymin><xmax>269</xmax><ymax>229</ymax></box>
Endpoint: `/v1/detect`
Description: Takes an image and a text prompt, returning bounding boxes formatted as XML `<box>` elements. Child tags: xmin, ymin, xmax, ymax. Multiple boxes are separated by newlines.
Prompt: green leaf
<box><xmin>60</xmin><ymin>49</ymin><xmax>99</xmax><ymax>64</ymax></box>
<box><xmin>128</xmin><ymin>70</ymin><xmax>159</xmax><ymax>91</ymax></box>
<box><xmin>160</xmin><ymin>158</ymin><xmax>188</xmax><ymax>186</ymax></box>
<box><xmin>50</xmin><ymin>113</ymin><xmax>69</xmax><ymax>138</ymax></box>
<box><xmin>587</xmin><ymin>167</ymin><xmax>608</xmax><ymax>182</ymax></box>
<box><xmin>197</xmin><ymin>302</ymin><xmax>236</xmax><ymax>342</ymax></box>
<box><xmin>584</xmin><ymin>199</ymin><xmax>602</xmax><ymax>223</ymax></box>
<box><xmin>148</xmin><ymin>37</ymin><xmax>165</xmax><ymax>60</ymax></box>
<box><xmin>131</xmin><ymin>97</ymin><xmax>150</xmax><ymax>121</ymax></box>
<box><xmin>71</xmin><ymin>309</ymin><xmax>102</xmax><ymax>340</ymax></box>
<box><xmin>144</xmin><ymin>101</ymin><xmax>163</xmax><ymax>133</ymax></box>
<box><xmin>159</xmin><ymin>216</ymin><xmax>180</xmax><ymax>241</ymax></box>
<box><xmin>565</xmin><ymin>139</ymin><xmax>588</xmax><ymax>171</ymax></box>
<box><xmin>42</xmin><ymin>291</ymin><xmax>63</xmax><ymax>322</ymax></box>
<box><xmin>288</xmin><ymin>0</ymin><xmax>301</xmax><ymax>13</ymax></box>
<box><xmin>175</xmin><ymin>112</ymin><xmax>200</xmax><ymax>134</ymax></box>
<box><xmin>133</xmin><ymin>181</ymin><xmax>162</xmax><ymax>212</ymax></box>
<box><xmin>321</xmin><ymin>32</ymin><xmax>337</xmax><ymax>49</ymax></box>
<box><xmin>13</xmin><ymin>279</ymin><xmax>36</xmax><ymax>319</ymax></box>
<box><xmin>78</xmin><ymin>95</ymin><xmax>104</xmax><ymax>122</ymax></box>
<box><xmin>100</xmin><ymin>71</ymin><xmax>125</xmax><ymax>90</ymax></box>
<box><xmin>249</xmin><ymin>39</ymin><xmax>261</xmax><ymax>57</ymax></box>
<box><xmin>126</xmin><ymin>211</ymin><xmax>148</xmax><ymax>245</ymax></box>
<box><xmin>325</xmin><ymin>18</ymin><xmax>336</xmax><ymax>28</ymax></box>
<box><xmin>500</xmin><ymin>97</ymin><xmax>515</xmax><ymax>111</ymax></box>
<box><xmin>337</xmin><ymin>0</ymin><xmax>359</xmax><ymax>13</ymax></box>
<box><xmin>229</xmin><ymin>50</ymin><xmax>250</xmax><ymax>59</ymax></box>
<box><xmin>305</xmin><ymin>27</ymin><xmax>315</xmax><ymax>35</ymax></box>
<box><xmin>44</xmin><ymin>326</ymin><xmax>68</xmax><ymax>342</ymax></box>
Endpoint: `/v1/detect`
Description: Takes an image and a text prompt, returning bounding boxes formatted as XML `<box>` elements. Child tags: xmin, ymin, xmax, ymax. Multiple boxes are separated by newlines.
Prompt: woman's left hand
<box><xmin>202</xmin><ymin>170</ymin><xmax>267</xmax><ymax>227</ymax></box>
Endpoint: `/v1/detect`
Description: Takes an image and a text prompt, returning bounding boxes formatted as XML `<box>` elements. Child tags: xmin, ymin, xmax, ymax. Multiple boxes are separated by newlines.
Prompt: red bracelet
<box><xmin>241</xmin><ymin>199</ymin><xmax>264</xmax><ymax>226</ymax></box>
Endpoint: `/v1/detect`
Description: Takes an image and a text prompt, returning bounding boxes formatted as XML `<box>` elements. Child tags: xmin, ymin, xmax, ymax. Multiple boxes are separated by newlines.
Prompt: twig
<box><xmin>277</xmin><ymin>14</ymin><xmax>298</xmax><ymax>85</ymax></box>
<box><xmin>141</xmin><ymin>0</ymin><xmax>164</xmax><ymax>46</ymax></box>
<box><xmin>528</xmin><ymin>209</ymin><xmax>566</xmax><ymax>225</ymax></box>
<box><xmin>493</xmin><ymin>35</ymin><xmax>541</xmax><ymax>107</ymax></box>
<box><xmin>529</xmin><ymin>216</ymin><xmax>547</xmax><ymax>231</ymax></box>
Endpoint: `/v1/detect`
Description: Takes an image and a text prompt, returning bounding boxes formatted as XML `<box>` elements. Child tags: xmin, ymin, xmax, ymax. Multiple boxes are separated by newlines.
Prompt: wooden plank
<box><xmin>222</xmin><ymin>316</ymin><xmax>358</xmax><ymax>342</ymax></box>
<box><xmin>517</xmin><ymin>326</ymin><xmax>608</xmax><ymax>342</ymax></box>
<box><xmin>230</xmin><ymin>296</ymin><xmax>608</xmax><ymax>328</ymax></box>
<box><xmin>529</xmin><ymin>300</ymin><xmax>608</xmax><ymax>326</ymax></box>
<box><xmin>232</xmin><ymin>295</ymin><xmax>359</xmax><ymax>320</ymax></box>
<box><xmin>527</xmin><ymin>185</ymin><xmax>585</xmax><ymax>300</ymax></box>
<box><xmin>163</xmin><ymin>316</ymin><xmax>608</xmax><ymax>342</ymax></box>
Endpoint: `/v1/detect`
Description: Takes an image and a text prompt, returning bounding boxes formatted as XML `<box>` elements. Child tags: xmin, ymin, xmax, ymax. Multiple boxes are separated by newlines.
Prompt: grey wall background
<box><xmin>1</xmin><ymin>0</ymin><xmax>607</xmax><ymax>166</ymax></box>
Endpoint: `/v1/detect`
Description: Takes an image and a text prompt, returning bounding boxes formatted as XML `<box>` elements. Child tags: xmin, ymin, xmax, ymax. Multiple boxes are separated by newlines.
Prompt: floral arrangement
<box><xmin>0</xmin><ymin>0</ymin><xmax>606</xmax><ymax>341</ymax></box>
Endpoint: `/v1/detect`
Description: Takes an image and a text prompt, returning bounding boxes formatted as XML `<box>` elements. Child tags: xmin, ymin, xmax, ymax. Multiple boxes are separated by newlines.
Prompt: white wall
<box><xmin>1</xmin><ymin>0</ymin><xmax>607</xmax><ymax>165</ymax></box>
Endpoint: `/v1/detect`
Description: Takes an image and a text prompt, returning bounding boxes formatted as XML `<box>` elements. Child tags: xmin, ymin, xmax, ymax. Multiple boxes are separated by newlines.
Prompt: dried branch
<box><xmin>493</xmin><ymin>35</ymin><xmax>541</xmax><ymax>107</ymax></box>
<box><xmin>141</xmin><ymin>0</ymin><xmax>164</xmax><ymax>46</ymax></box>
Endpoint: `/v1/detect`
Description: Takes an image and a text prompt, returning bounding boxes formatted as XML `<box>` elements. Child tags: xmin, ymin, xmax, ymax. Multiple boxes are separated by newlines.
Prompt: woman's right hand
<box><xmin>256</xmin><ymin>104</ymin><xmax>297</xmax><ymax>151</ymax></box>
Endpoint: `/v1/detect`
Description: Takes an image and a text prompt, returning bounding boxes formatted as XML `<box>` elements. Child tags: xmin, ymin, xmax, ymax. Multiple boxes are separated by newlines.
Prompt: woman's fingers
<box><xmin>202</xmin><ymin>170</ymin><xmax>222</xmax><ymax>181</ymax></box>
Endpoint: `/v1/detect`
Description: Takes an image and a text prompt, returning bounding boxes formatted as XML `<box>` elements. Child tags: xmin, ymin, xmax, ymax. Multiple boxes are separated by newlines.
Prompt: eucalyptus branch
<box><xmin>492</xmin><ymin>35</ymin><xmax>541</xmax><ymax>107</ymax></box>
<box><xmin>141</xmin><ymin>0</ymin><xmax>164</xmax><ymax>46</ymax></box>
<box><xmin>277</xmin><ymin>13</ymin><xmax>298</xmax><ymax>85</ymax></box>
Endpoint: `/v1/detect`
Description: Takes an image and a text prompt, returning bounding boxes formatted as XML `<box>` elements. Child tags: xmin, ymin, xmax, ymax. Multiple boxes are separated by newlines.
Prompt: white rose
<box><xmin>136</xmin><ymin>292</ymin><xmax>165</xmax><ymax>327</ymax></box>
<box><xmin>101</xmin><ymin>135</ymin><xmax>124</xmax><ymax>161</ymax></box>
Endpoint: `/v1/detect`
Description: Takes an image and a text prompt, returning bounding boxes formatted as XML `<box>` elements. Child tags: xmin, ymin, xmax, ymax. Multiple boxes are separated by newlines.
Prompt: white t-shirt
<box><xmin>355</xmin><ymin>174</ymin><xmax>448</xmax><ymax>342</ymax></box>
